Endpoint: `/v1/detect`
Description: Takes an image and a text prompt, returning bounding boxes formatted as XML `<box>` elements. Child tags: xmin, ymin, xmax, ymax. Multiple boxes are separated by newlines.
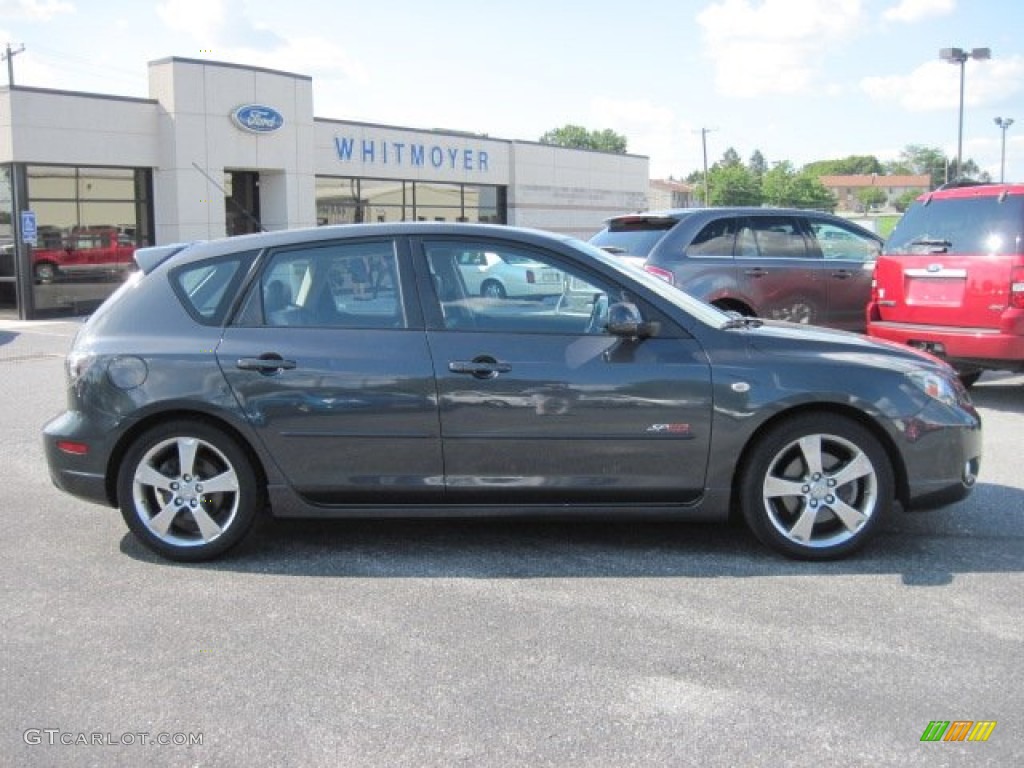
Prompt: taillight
<box><xmin>1011</xmin><ymin>266</ymin><xmax>1024</xmax><ymax>309</ymax></box>
<box><xmin>56</xmin><ymin>440</ymin><xmax>89</xmax><ymax>456</ymax></box>
<box><xmin>644</xmin><ymin>265</ymin><xmax>675</xmax><ymax>285</ymax></box>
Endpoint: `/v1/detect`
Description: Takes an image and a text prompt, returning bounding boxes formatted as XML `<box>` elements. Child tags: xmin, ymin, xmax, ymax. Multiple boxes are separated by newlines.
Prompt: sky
<box><xmin>1</xmin><ymin>0</ymin><xmax>1022</xmax><ymax>181</ymax></box>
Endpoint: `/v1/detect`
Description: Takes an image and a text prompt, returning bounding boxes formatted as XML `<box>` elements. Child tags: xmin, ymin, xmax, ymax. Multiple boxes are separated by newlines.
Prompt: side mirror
<box><xmin>606</xmin><ymin>302</ymin><xmax>659</xmax><ymax>339</ymax></box>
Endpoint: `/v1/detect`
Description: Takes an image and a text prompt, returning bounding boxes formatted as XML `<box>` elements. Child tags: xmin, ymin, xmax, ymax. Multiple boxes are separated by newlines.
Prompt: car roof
<box><xmin>605</xmin><ymin>207</ymin><xmax>857</xmax><ymax>223</ymax></box>
<box><xmin>138</xmin><ymin>222</ymin><xmax>578</xmax><ymax>274</ymax></box>
<box><xmin>917</xmin><ymin>182</ymin><xmax>1024</xmax><ymax>202</ymax></box>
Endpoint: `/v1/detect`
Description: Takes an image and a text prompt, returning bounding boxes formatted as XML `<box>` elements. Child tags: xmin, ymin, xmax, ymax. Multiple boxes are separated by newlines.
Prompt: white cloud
<box><xmin>697</xmin><ymin>0</ymin><xmax>865</xmax><ymax>97</ymax></box>
<box><xmin>156</xmin><ymin>0</ymin><xmax>224</xmax><ymax>38</ymax></box>
<box><xmin>0</xmin><ymin>0</ymin><xmax>72</xmax><ymax>21</ymax></box>
<box><xmin>861</xmin><ymin>55</ymin><xmax>1024</xmax><ymax>111</ymax></box>
<box><xmin>589</xmin><ymin>97</ymin><xmax>694</xmax><ymax>178</ymax></box>
<box><xmin>882</xmin><ymin>0</ymin><xmax>955</xmax><ymax>23</ymax></box>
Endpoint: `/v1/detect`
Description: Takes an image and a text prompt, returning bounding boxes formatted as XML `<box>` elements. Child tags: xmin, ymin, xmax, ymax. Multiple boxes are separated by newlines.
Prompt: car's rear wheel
<box><xmin>739</xmin><ymin>414</ymin><xmax>893</xmax><ymax>560</ymax></box>
<box><xmin>481</xmin><ymin>280</ymin><xmax>506</xmax><ymax>299</ymax></box>
<box><xmin>117</xmin><ymin>420</ymin><xmax>262</xmax><ymax>561</ymax></box>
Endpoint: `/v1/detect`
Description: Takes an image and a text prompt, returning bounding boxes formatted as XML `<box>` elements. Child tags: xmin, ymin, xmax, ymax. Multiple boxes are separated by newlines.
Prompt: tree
<box><xmin>763</xmin><ymin>162</ymin><xmax>836</xmax><ymax>211</ymax></box>
<box><xmin>748</xmin><ymin>149</ymin><xmax>767</xmax><ymax>178</ymax></box>
<box><xmin>707</xmin><ymin>164</ymin><xmax>762</xmax><ymax>206</ymax></box>
<box><xmin>855</xmin><ymin>187</ymin><xmax>887</xmax><ymax>212</ymax></box>
<box><xmin>539</xmin><ymin>124</ymin><xmax>628</xmax><ymax>153</ymax></box>
<box><xmin>719</xmin><ymin>147</ymin><xmax>743</xmax><ymax>168</ymax></box>
<box><xmin>803</xmin><ymin>155</ymin><xmax>883</xmax><ymax>176</ymax></box>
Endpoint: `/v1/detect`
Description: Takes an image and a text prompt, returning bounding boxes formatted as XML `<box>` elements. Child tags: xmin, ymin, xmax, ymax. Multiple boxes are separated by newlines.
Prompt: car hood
<box><xmin>739</xmin><ymin>319</ymin><xmax>950</xmax><ymax>375</ymax></box>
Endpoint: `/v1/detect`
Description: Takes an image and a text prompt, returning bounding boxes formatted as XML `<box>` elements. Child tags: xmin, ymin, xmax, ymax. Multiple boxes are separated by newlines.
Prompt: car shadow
<box><xmin>0</xmin><ymin>330</ymin><xmax>16</xmax><ymax>347</ymax></box>
<box><xmin>119</xmin><ymin>480</ymin><xmax>1024</xmax><ymax>585</ymax></box>
<box><xmin>970</xmin><ymin>374</ymin><xmax>1024</xmax><ymax>414</ymax></box>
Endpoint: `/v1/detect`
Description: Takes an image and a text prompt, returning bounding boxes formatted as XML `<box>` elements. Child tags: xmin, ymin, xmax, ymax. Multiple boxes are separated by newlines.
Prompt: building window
<box><xmin>315</xmin><ymin>177</ymin><xmax>506</xmax><ymax>226</ymax></box>
<box><xmin>26</xmin><ymin>164</ymin><xmax>153</xmax><ymax>315</ymax></box>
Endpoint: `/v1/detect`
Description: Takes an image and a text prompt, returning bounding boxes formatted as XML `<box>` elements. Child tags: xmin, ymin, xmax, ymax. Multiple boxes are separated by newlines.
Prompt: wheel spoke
<box><xmin>830</xmin><ymin>498</ymin><xmax>868</xmax><ymax>533</ymax></box>
<box><xmin>192</xmin><ymin>507</ymin><xmax>223</xmax><ymax>542</ymax></box>
<box><xmin>176</xmin><ymin>438</ymin><xmax>200</xmax><ymax>477</ymax></box>
<box><xmin>135</xmin><ymin>463</ymin><xmax>175</xmax><ymax>492</ymax></box>
<box><xmin>200</xmin><ymin>469</ymin><xmax>239</xmax><ymax>494</ymax></box>
<box><xmin>797</xmin><ymin>435</ymin><xmax>824</xmax><ymax>476</ymax></box>
<box><xmin>764</xmin><ymin>475</ymin><xmax>806</xmax><ymax>499</ymax></box>
<box><xmin>149</xmin><ymin>500</ymin><xmax>182</xmax><ymax>536</ymax></box>
<box><xmin>830</xmin><ymin>451</ymin><xmax>874</xmax><ymax>489</ymax></box>
<box><xmin>788</xmin><ymin>505</ymin><xmax>819</xmax><ymax>542</ymax></box>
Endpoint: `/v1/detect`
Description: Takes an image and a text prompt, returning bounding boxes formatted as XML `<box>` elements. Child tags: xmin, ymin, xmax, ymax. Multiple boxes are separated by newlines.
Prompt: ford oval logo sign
<box><xmin>231</xmin><ymin>104</ymin><xmax>285</xmax><ymax>134</ymax></box>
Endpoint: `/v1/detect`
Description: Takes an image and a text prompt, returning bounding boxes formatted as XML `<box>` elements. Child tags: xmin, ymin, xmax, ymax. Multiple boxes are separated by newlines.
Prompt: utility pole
<box><xmin>700</xmin><ymin>127</ymin><xmax>717</xmax><ymax>206</ymax></box>
<box><xmin>2</xmin><ymin>42</ymin><xmax>25</xmax><ymax>87</ymax></box>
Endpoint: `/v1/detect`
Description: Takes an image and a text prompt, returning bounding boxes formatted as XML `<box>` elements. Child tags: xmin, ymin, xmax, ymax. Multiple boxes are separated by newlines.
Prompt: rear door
<box><xmin>415</xmin><ymin>235</ymin><xmax>714</xmax><ymax>503</ymax></box>
<box><xmin>217</xmin><ymin>236</ymin><xmax>443</xmax><ymax>503</ymax></box>
<box><xmin>874</xmin><ymin>194</ymin><xmax>1024</xmax><ymax>329</ymax></box>
<box><xmin>736</xmin><ymin>215</ymin><xmax>824</xmax><ymax>325</ymax></box>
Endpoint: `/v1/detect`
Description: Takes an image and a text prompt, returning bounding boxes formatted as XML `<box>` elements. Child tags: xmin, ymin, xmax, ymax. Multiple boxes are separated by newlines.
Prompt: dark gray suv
<box><xmin>43</xmin><ymin>222</ymin><xmax>979</xmax><ymax>562</ymax></box>
<box><xmin>590</xmin><ymin>208</ymin><xmax>883</xmax><ymax>332</ymax></box>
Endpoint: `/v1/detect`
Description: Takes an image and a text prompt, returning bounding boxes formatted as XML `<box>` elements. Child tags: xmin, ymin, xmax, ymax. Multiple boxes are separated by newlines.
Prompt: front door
<box><xmin>417</xmin><ymin>237</ymin><xmax>714</xmax><ymax>503</ymax></box>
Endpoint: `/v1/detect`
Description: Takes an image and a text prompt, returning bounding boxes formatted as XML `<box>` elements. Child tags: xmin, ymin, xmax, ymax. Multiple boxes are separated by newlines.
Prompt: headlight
<box><xmin>906</xmin><ymin>370</ymin><xmax>959</xmax><ymax>407</ymax></box>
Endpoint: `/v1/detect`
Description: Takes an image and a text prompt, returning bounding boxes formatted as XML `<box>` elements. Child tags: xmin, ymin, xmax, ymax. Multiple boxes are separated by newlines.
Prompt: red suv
<box><xmin>867</xmin><ymin>182</ymin><xmax>1024</xmax><ymax>386</ymax></box>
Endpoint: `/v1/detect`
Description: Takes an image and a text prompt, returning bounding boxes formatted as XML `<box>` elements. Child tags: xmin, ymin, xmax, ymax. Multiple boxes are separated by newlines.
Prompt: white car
<box><xmin>456</xmin><ymin>251</ymin><xmax>563</xmax><ymax>299</ymax></box>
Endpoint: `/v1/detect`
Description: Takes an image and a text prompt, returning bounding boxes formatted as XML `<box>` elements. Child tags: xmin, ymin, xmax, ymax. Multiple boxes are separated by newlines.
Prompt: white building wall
<box><xmin>508</xmin><ymin>142</ymin><xmax>648</xmax><ymax>238</ymax></box>
<box><xmin>147</xmin><ymin>58</ymin><xmax>315</xmax><ymax>243</ymax></box>
<box><xmin>0</xmin><ymin>88</ymin><xmax>158</xmax><ymax>167</ymax></box>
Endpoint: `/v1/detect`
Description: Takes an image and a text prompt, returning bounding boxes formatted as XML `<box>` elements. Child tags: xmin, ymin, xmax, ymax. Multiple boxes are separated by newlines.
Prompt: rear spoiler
<box><xmin>133</xmin><ymin>242</ymin><xmax>200</xmax><ymax>275</ymax></box>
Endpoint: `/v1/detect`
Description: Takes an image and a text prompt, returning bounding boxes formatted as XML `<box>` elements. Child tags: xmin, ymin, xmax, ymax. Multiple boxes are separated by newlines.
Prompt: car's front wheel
<box><xmin>117</xmin><ymin>420</ymin><xmax>262</xmax><ymax>561</ymax></box>
<box><xmin>739</xmin><ymin>414</ymin><xmax>893</xmax><ymax>560</ymax></box>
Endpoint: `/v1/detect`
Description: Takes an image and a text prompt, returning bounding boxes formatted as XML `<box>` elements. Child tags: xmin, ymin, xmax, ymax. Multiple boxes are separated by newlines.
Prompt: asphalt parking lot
<box><xmin>1</xmin><ymin>317</ymin><xmax>1021</xmax><ymax>767</ymax></box>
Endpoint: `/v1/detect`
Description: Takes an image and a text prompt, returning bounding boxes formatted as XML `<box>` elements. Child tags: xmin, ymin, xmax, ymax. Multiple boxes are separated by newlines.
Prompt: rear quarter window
<box><xmin>171</xmin><ymin>251</ymin><xmax>257</xmax><ymax>325</ymax></box>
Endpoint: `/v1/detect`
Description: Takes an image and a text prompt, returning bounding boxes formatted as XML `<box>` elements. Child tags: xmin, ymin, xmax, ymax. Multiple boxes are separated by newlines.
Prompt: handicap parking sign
<box><xmin>21</xmin><ymin>211</ymin><xmax>37</xmax><ymax>245</ymax></box>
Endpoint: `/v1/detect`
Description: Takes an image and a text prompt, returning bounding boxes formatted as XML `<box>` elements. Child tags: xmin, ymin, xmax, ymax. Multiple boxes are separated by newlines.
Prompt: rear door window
<box><xmin>746</xmin><ymin>216</ymin><xmax>809</xmax><ymax>259</ymax></box>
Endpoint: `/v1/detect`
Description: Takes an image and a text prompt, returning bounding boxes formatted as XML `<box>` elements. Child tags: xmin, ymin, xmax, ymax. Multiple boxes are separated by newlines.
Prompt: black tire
<box><xmin>481</xmin><ymin>280</ymin><xmax>506</xmax><ymax>299</ymax></box>
<box><xmin>957</xmin><ymin>370</ymin><xmax>982</xmax><ymax>389</ymax></box>
<box><xmin>739</xmin><ymin>414</ymin><xmax>893</xmax><ymax>560</ymax></box>
<box><xmin>117</xmin><ymin>420</ymin><xmax>262</xmax><ymax>562</ymax></box>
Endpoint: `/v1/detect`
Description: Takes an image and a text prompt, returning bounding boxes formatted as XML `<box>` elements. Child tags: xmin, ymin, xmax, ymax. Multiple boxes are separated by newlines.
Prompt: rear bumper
<box><xmin>868</xmin><ymin>320</ymin><xmax>1024</xmax><ymax>370</ymax></box>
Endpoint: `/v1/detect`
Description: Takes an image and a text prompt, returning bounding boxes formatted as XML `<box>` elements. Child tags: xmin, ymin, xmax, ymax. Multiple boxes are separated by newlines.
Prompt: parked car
<box><xmin>867</xmin><ymin>182</ymin><xmax>1024</xmax><ymax>386</ymax></box>
<box><xmin>43</xmin><ymin>222</ymin><xmax>980</xmax><ymax>563</ymax></box>
<box><xmin>590</xmin><ymin>208</ymin><xmax>883</xmax><ymax>332</ymax></box>
<box><xmin>32</xmin><ymin>227</ymin><xmax>137</xmax><ymax>283</ymax></box>
<box><xmin>456</xmin><ymin>249</ymin><xmax>563</xmax><ymax>299</ymax></box>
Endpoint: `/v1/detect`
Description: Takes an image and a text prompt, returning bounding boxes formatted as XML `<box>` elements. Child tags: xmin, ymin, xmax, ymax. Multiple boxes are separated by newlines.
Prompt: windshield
<box><xmin>589</xmin><ymin>215</ymin><xmax>685</xmax><ymax>257</ymax></box>
<box><xmin>566</xmin><ymin>237</ymin><xmax>730</xmax><ymax>328</ymax></box>
<box><xmin>886</xmin><ymin>195</ymin><xmax>1024</xmax><ymax>255</ymax></box>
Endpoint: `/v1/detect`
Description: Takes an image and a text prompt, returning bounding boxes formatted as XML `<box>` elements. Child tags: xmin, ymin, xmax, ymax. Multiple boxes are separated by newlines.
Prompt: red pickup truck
<box><xmin>33</xmin><ymin>228</ymin><xmax>137</xmax><ymax>283</ymax></box>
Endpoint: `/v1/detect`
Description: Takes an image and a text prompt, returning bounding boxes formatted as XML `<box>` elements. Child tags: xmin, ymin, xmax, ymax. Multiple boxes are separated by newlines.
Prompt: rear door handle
<box><xmin>237</xmin><ymin>355</ymin><xmax>297</xmax><ymax>373</ymax></box>
<box><xmin>831</xmin><ymin>269</ymin><xmax>853</xmax><ymax>279</ymax></box>
<box><xmin>744</xmin><ymin>268</ymin><xmax>767</xmax><ymax>278</ymax></box>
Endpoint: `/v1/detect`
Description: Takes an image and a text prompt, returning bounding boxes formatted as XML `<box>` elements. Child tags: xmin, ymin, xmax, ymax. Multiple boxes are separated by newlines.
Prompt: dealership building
<box><xmin>0</xmin><ymin>57</ymin><xmax>648</xmax><ymax>318</ymax></box>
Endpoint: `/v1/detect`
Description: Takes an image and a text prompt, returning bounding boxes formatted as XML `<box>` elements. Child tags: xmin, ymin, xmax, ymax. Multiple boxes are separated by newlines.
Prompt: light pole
<box><xmin>995</xmin><ymin>117</ymin><xmax>1014</xmax><ymax>182</ymax></box>
<box><xmin>940</xmin><ymin>47</ymin><xmax>991</xmax><ymax>181</ymax></box>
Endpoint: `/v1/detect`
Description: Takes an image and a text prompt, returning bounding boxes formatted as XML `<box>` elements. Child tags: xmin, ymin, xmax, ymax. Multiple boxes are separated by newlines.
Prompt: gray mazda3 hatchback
<box><xmin>44</xmin><ymin>223</ymin><xmax>980</xmax><ymax>562</ymax></box>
